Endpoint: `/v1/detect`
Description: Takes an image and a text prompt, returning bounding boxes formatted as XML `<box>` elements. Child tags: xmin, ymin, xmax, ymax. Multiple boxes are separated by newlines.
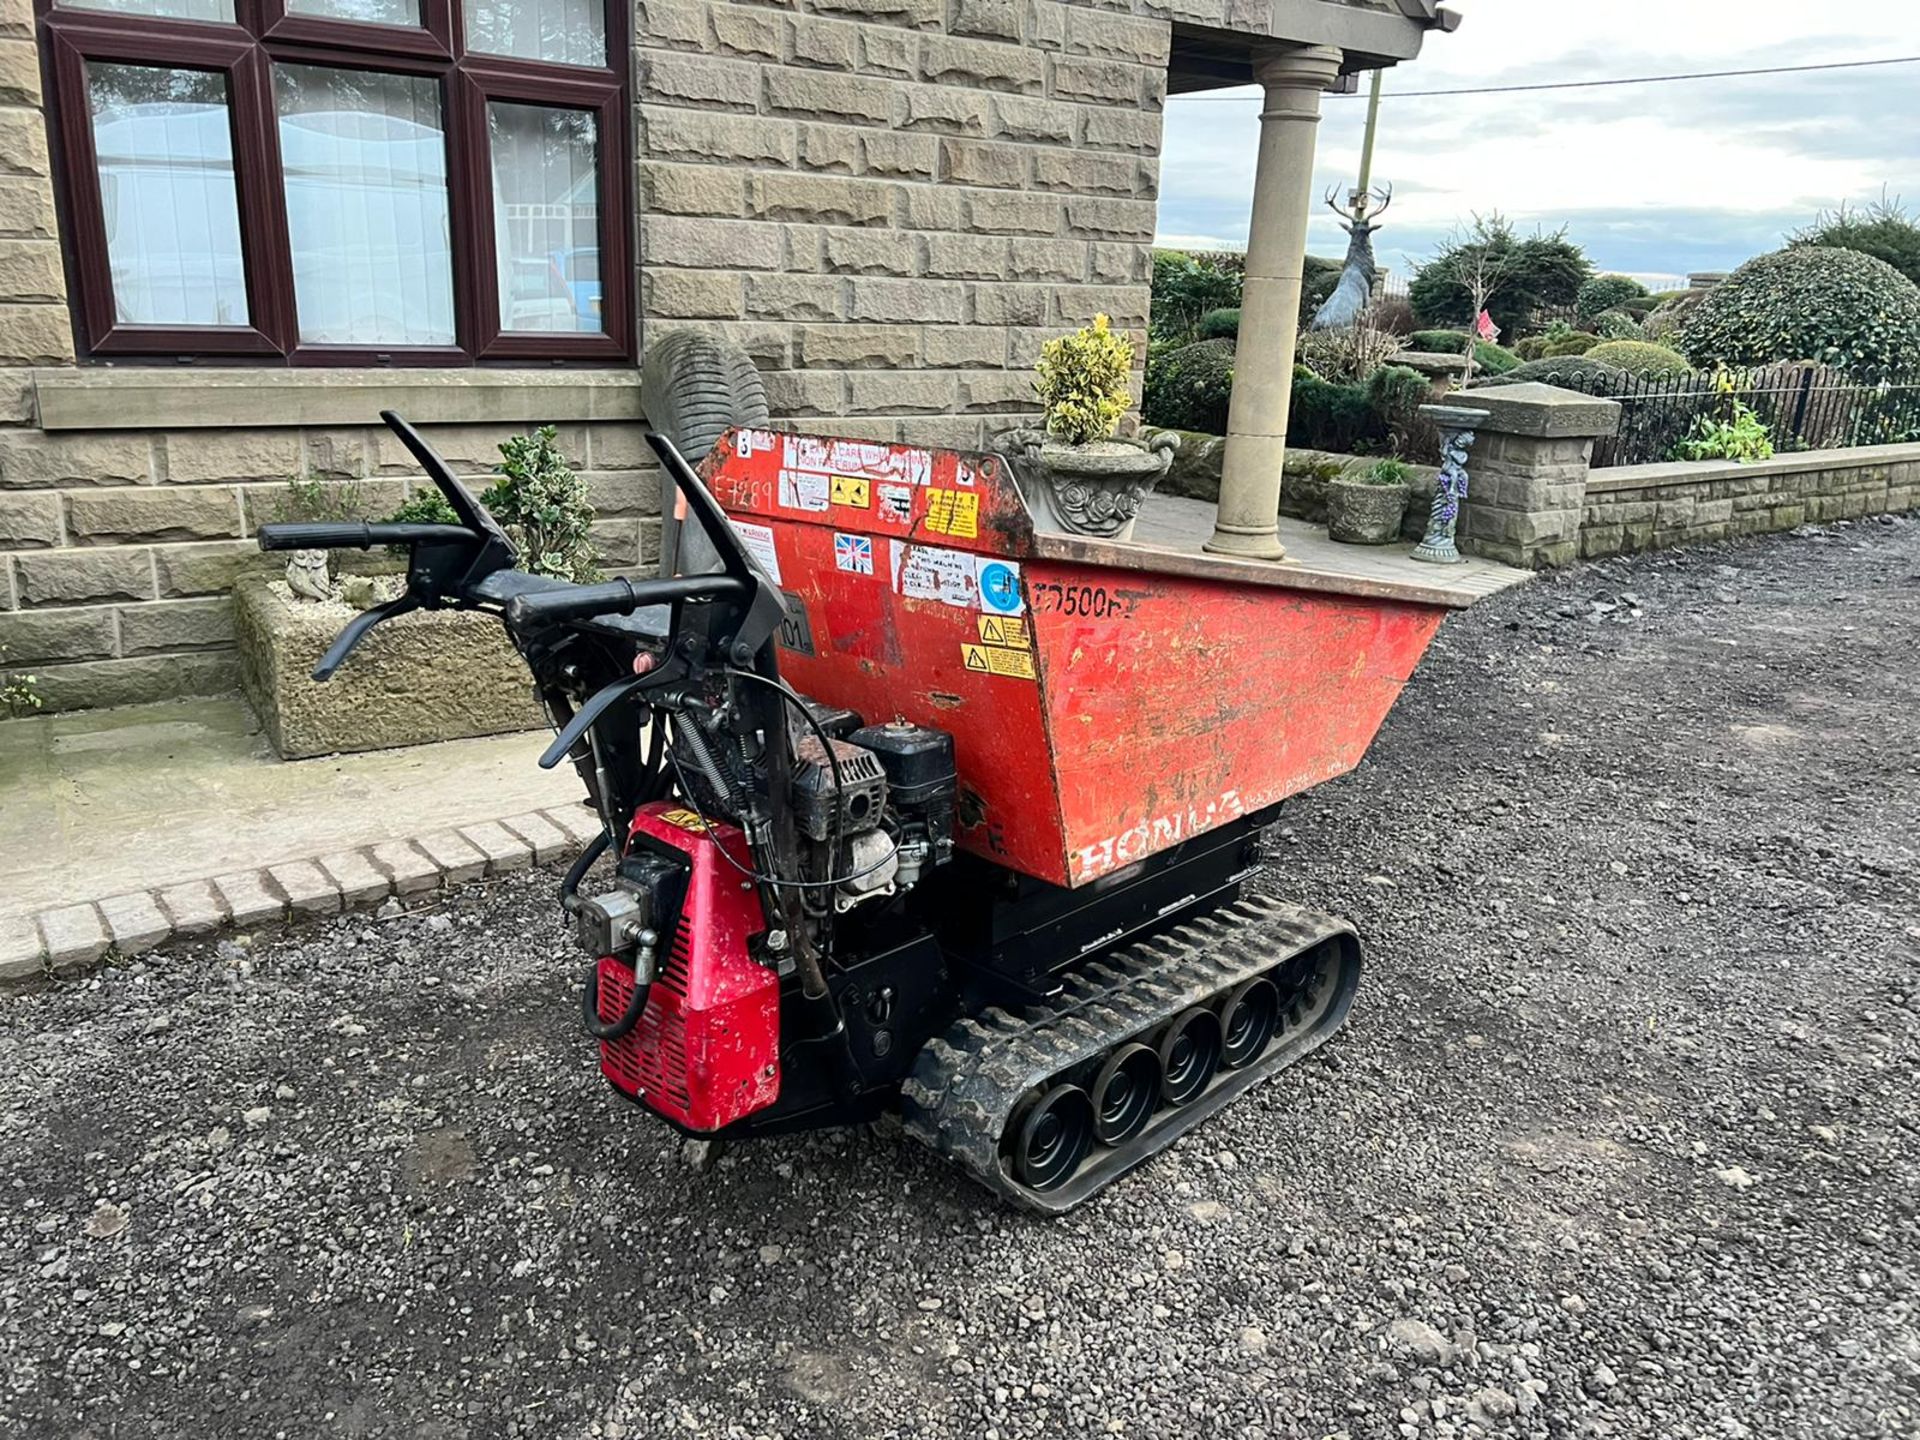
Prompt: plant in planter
<box><xmin>1325</xmin><ymin>458</ymin><xmax>1413</xmax><ymax>545</ymax></box>
<box><xmin>995</xmin><ymin>315</ymin><xmax>1175</xmax><ymax>541</ymax></box>
<box><xmin>482</xmin><ymin>425</ymin><xmax>601</xmax><ymax>582</ymax></box>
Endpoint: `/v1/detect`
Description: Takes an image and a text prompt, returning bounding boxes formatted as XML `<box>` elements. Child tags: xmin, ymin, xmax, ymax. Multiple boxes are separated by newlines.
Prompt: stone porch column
<box><xmin>1206</xmin><ymin>44</ymin><xmax>1345</xmax><ymax>561</ymax></box>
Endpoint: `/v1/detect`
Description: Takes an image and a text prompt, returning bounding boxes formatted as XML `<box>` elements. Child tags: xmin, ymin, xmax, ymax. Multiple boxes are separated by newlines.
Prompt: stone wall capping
<box><xmin>1453</xmin><ymin>383</ymin><xmax>1621</xmax><ymax>439</ymax></box>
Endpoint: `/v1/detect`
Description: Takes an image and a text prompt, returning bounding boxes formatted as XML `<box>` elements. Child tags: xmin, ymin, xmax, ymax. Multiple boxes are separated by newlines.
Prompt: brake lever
<box><xmin>538</xmin><ymin>659</ymin><xmax>683</xmax><ymax>770</ymax></box>
<box><xmin>312</xmin><ymin>595</ymin><xmax>422</xmax><ymax>681</ymax></box>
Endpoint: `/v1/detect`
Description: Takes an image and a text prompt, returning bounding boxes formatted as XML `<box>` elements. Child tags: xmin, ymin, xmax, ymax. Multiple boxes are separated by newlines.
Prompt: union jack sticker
<box><xmin>833</xmin><ymin>532</ymin><xmax>874</xmax><ymax>575</ymax></box>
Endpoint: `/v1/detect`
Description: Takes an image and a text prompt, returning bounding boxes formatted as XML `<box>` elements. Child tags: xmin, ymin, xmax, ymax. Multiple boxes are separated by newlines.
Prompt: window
<box><xmin>37</xmin><ymin>0</ymin><xmax>630</xmax><ymax>363</ymax></box>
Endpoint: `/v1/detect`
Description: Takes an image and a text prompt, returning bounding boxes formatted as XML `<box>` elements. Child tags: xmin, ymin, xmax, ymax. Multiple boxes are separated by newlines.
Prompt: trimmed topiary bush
<box><xmin>1586</xmin><ymin>340</ymin><xmax>1693</xmax><ymax>377</ymax></box>
<box><xmin>1474</xmin><ymin>341</ymin><xmax>1520</xmax><ymax>375</ymax></box>
<box><xmin>1409</xmin><ymin>328</ymin><xmax>1472</xmax><ymax>352</ymax></box>
<box><xmin>1478</xmin><ymin>355</ymin><xmax>1632</xmax><ymax>395</ymax></box>
<box><xmin>1680</xmin><ymin>246</ymin><xmax>1920</xmax><ymax>381</ymax></box>
<box><xmin>1198</xmin><ymin>307</ymin><xmax>1240</xmax><ymax>340</ymax></box>
<box><xmin>1791</xmin><ymin>194</ymin><xmax>1920</xmax><ymax>289</ymax></box>
<box><xmin>1142</xmin><ymin>337</ymin><xmax>1235</xmax><ymax>434</ymax></box>
<box><xmin>1576</xmin><ymin>274</ymin><xmax>1650</xmax><ymax>321</ymax></box>
<box><xmin>1541</xmin><ymin>330</ymin><xmax>1601</xmax><ymax>357</ymax></box>
<box><xmin>1592</xmin><ymin>311</ymin><xmax>1643</xmax><ymax>340</ymax></box>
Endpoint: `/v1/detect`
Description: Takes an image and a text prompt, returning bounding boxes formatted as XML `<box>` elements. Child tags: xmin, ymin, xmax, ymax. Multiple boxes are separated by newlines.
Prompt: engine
<box><xmin>790</xmin><ymin>717</ymin><xmax>956</xmax><ymax>912</ymax></box>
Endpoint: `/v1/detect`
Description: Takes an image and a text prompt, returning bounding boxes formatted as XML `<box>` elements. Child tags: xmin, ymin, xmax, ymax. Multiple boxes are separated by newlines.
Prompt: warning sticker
<box><xmin>733</xmin><ymin>519</ymin><xmax>782</xmax><ymax>583</ymax></box>
<box><xmin>778</xmin><ymin>469</ymin><xmax>829</xmax><ymax>513</ymax></box>
<box><xmin>829</xmin><ymin>475</ymin><xmax>871</xmax><ymax>508</ymax></box>
<box><xmin>976</xmin><ymin>614</ymin><xmax>1029</xmax><ymax>648</ymax></box>
<box><xmin>961</xmin><ymin>642</ymin><xmax>1036</xmax><ymax>680</ymax></box>
<box><xmin>833</xmin><ymin>532</ymin><xmax>874</xmax><ymax>575</ymax></box>
<box><xmin>924</xmin><ymin>488</ymin><xmax>979</xmax><ymax>539</ymax></box>
<box><xmin>975</xmin><ymin>559</ymin><xmax>1025</xmax><ymax>616</ymax></box>
<box><xmin>656</xmin><ymin>808</ymin><xmax>710</xmax><ymax>831</ymax></box>
<box><xmin>891</xmin><ymin>541</ymin><xmax>980</xmax><ymax>609</ymax></box>
<box><xmin>877</xmin><ymin>483</ymin><xmax>914</xmax><ymax>524</ymax></box>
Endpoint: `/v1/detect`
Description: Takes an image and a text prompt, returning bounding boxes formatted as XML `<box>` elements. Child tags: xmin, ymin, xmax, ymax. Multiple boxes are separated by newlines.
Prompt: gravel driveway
<box><xmin>4</xmin><ymin>519</ymin><xmax>1916</xmax><ymax>1440</ymax></box>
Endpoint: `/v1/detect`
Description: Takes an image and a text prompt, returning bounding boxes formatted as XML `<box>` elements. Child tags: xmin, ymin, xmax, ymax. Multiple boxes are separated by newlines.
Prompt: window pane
<box><xmin>286</xmin><ymin>0</ymin><xmax>421</xmax><ymax>25</ymax></box>
<box><xmin>274</xmin><ymin>66</ymin><xmax>454</xmax><ymax>347</ymax></box>
<box><xmin>466</xmin><ymin>0</ymin><xmax>605</xmax><ymax>68</ymax></box>
<box><xmin>87</xmin><ymin>64</ymin><xmax>249</xmax><ymax>327</ymax></box>
<box><xmin>60</xmin><ymin>0</ymin><xmax>234</xmax><ymax>21</ymax></box>
<box><xmin>488</xmin><ymin>103</ymin><xmax>602</xmax><ymax>335</ymax></box>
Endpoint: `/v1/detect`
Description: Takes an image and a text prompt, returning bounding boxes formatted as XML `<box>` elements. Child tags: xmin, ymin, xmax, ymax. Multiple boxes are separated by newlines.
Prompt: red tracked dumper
<box><xmin>260</xmin><ymin>414</ymin><xmax>1465</xmax><ymax>1212</ymax></box>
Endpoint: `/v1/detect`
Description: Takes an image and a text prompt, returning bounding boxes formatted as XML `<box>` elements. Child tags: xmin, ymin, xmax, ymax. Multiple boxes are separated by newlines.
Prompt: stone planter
<box><xmin>993</xmin><ymin>429</ymin><xmax>1175</xmax><ymax>542</ymax></box>
<box><xmin>234</xmin><ymin>576</ymin><xmax>544</xmax><ymax>760</ymax></box>
<box><xmin>1325</xmin><ymin>478</ymin><xmax>1411</xmax><ymax>545</ymax></box>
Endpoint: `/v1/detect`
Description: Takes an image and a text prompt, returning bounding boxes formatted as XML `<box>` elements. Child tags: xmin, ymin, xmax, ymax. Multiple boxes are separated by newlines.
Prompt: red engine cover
<box><xmin>594</xmin><ymin>802</ymin><xmax>779</xmax><ymax>1132</ymax></box>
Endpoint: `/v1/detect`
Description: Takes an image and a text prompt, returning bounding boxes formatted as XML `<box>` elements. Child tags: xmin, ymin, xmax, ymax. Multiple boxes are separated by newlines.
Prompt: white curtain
<box><xmin>488</xmin><ymin>102</ymin><xmax>599</xmax><ymax>334</ymax></box>
<box><xmin>466</xmin><ymin>0</ymin><xmax>603</xmax><ymax>68</ymax></box>
<box><xmin>87</xmin><ymin>63</ymin><xmax>248</xmax><ymax>327</ymax></box>
<box><xmin>286</xmin><ymin>0</ymin><xmax>418</xmax><ymax>26</ymax></box>
<box><xmin>274</xmin><ymin>66</ymin><xmax>455</xmax><ymax>347</ymax></box>
<box><xmin>63</xmin><ymin>0</ymin><xmax>233</xmax><ymax>21</ymax></box>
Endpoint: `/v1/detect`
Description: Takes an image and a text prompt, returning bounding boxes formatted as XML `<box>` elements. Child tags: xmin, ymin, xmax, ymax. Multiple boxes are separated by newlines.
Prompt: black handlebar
<box><xmin>504</xmin><ymin>573</ymin><xmax>749</xmax><ymax>627</ymax></box>
<box><xmin>257</xmin><ymin>521</ymin><xmax>476</xmax><ymax>552</ymax></box>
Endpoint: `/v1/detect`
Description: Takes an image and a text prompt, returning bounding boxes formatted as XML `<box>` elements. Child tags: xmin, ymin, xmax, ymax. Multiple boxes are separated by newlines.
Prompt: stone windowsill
<box><xmin>32</xmin><ymin>367</ymin><xmax>643</xmax><ymax>432</ymax></box>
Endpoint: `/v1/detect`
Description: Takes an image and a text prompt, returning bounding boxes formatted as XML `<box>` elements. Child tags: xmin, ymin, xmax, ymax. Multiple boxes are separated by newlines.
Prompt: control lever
<box><xmin>311</xmin><ymin>594</ymin><xmax>421</xmax><ymax>681</ymax></box>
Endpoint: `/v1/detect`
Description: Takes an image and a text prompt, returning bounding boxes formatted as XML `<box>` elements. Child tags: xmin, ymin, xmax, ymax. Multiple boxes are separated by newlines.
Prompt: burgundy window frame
<box><xmin>35</xmin><ymin>0</ymin><xmax>632</xmax><ymax>366</ymax></box>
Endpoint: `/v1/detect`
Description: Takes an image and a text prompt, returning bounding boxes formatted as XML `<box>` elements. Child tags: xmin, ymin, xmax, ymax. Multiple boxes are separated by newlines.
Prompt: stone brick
<box><xmin>940</xmin><ymin>138</ymin><xmax>1026</xmax><ymax>189</ymax></box>
<box><xmin>0</xmin><ymin>605</ymin><xmax>115</xmax><ymax>662</ymax></box>
<box><xmin>1081</xmin><ymin>107</ymin><xmax>1163</xmax><ymax>154</ymax></box>
<box><xmin>1053</xmin><ymin>283</ymin><xmax>1149</xmax><ymax>325</ymax></box>
<box><xmin>29</xmin><ymin>651</ymin><xmax>234</xmax><ymax>711</ymax></box>
<box><xmin>461</xmin><ymin>819</ymin><xmax>533</xmax><ymax>875</ymax></box>
<box><xmin>0</xmin><ymin>490</ymin><xmax>60</xmax><ymax>547</ymax></box>
<box><xmin>1007</xmin><ymin>236</ymin><xmax>1087</xmax><ymax>282</ymax></box>
<box><xmin>0</xmin><ymin>239</ymin><xmax>62</xmax><ymax>303</ymax></box>
<box><xmin>990</xmin><ymin>94</ymin><xmax>1073</xmax><ymax>143</ymax></box>
<box><xmin>710</xmin><ymin>4</ymin><xmax>782</xmax><ymax>57</ymax></box>
<box><xmin>859</xmin><ymin>27</ymin><xmax>916</xmax><ymax>76</ymax></box>
<box><xmin>809</xmin><ymin>0</ymin><xmax>941</xmax><ymax>24</ymax></box>
<box><xmin>0</xmin><ymin>431</ymin><xmax>150</xmax><ymax>488</ymax></box>
<box><xmin>922</xmin><ymin>325</ymin><xmax>1007</xmax><ymax>368</ymax></box>
<box><xmin>1030</xmin><ymin>148</ymin><xmax>1138</xmax><ymax>196</ymax></box>
<box><xmin>1064</xmin><ymin>196</ymin><xmax>1156</xmax><ymax>240</ymax></box>
<box><xmin>271</xmin><ymin>859</ymin><xmax>342</xmax><ymax>916</ymax></box>
<box><xmin>789</xmin><ymin>13</ymin><xmax>859</xmax><ymax>68</ymax></box>
<box><xmin>848</xmin><ymin>277</ymin><xmax>966</xmax><ymax>323</ymax></box>
<box><xmin>1050</xmin><ymin>55</ymin><xmax>1146</xmax><ymax>104</ymax></box>
<box><xmin>956</xmin><ymin>369</ymin><xmax>1039</xmax><ymax>412</ymax></box>
<box><xmin>861</xmin><ymin>131</ymin><xmax>938</xmax><ymax>179</ymax></box>
<box><xmin>371</xmin><ymin>839</ymin><xmax>440</xmax><ymax>895</ymax></box>
<box><xmin>797</xmin><ymin>123</ymin><xmax>864</xmax><ymax>175</ymax></box>
<box><xmin>1028</xmin><ymin>0</ymin><xmax>1066</xmax><ymax>47</ymax></box>
<box><xmin>69</xmin><ymin>486</ymin><xmax>242</xmax><ymax>544</ymax></box>
<box><xmin>953</xmin><ymin>0</ymin><xmax>1022</xmax><ymax>38</ymax></box>
<box><xmin>0</xmin><ymin>911</ymin><xmax>43</xmax><ymax>983</ymax></box>
<box><xmin>0</xmin><ymin>177</ymin><xmax>55</xmax><ymax>242</ymax></box>
<box><xmin>590</xmin><ymin>517</ymin><xmax>641</xmax><ymax>565</ymax></box>
<box><xmin>0</xmin><ymin>366</ymin><xmax>32</xmax><ymax>422</ymax></box>
<box><xmin>923</xmin><ymin>232</ymin><xmax>1007</xmax><ymax>280</ymax></box>
<box><xmin>585</xmin><ymin>469</ymin><xmax>653</xmax><ymax>517</ymax></box>
<box><xmin>0</xmin><ymin>107</ymin><xmax>48</xmax><ymax>176</ymax></box>
<box><xmin>898</xmin><ymin>87</ymin><xmax>990</xmax><ymax>135</ymax></box>
<box><xmin>1089</xmin><ymin>241</ymin><xmax>1149</xmax><ymax>285</ymax></box>
<box><xmin>501</xmin><ymin>810</ymin><xmax>570</xmax><ymax>865</ymax></box>
<box><xmin>748</xmin><ymin>173</ymin><xmax>893</xmax><ymax>227</ymax></box>
<box><xmin>643</xmin><ymin>214</ymin><xmax>782</xmax><ymax>271</ymax></box>
<box><xmin>155</xmin><ymin>538</ymin><xmax>276</xmax><ymax>597</ymax></box>
<box><xmin>0</xmin><ymin>41</ymin><xmax>40</xmax><ymax>109</ymax></box>
<box><xmin>637</xmin><ymin>0</ymin><xmax>707</xmax><ymax>46</ymax></box>
<box><xmin>319</xmin><ymin>849</ymin><xmax>391</xmax><ymax>908</ymax></box>
<box><xmin>899</xmin><ymin>186</ymin><xmax>967</xmax><ymax>231</ymax></box>
<box><xmin>921</xmin><ymin>35</ymin><xmax>1045</xmax><ymax>93</ymax></box>
<box><xmin>764</xmin><ymin>68</ymin><xmax>896</xmax><ymax>126</ymax></box>
<box><xmin>746</xmin><ymin>273</ymin><xmax>843</xmax><ymax>321</ymax></box>
<box><xmin>14</xmin><ymin>547</ymin><xmax>152</xmax><ymax>607</ymax></box>
<box><xmin>821</xmin><ymin>226</ymin><xmax>917</xmax><ymax>276</ymax></box>
<box><xmin>1063</xmin><ymin>7</ymin><xmax>1169</xmax><ymax>63</ymax></box>
<box><xmin>895</xmin><ymin>414</ymin><xmax>988</xmax><ymax>448</ymax></box>
<box><xmin>213</xmin><ymin>870</ymin><xmax>285</xmax><ymax>927</ymax></box>
<box><xmin>582</xmin><ymin>424</ymin><xmax>654</xmax><ymax>472</ymax></box>
<box><xmin>543</xmin><ymin>803</ymin><xmax>606</xmax><ymax>846</ymax></box>
<box><xmin>973</xmin><ymin>286</ymin><xmax>1049</xmax><ymax>327</ymax></box>
<box><xmin>642</xmin><ymin>109</ymin><xmax>797</xmax><ymax>166</ymax></box>
<box><xmin>644</xmin><ymin>269</ymin><xmax>744</xmax><ymax>319</ymax></box>
<box><xmin>700</xmin><ymin>320</ymin><xmax>797</xmax><ymax>368</ymax></box>
<box><xmin>847</xmin><ymin>370</ymin><xmax>957</xmax><ymax>414</ymax></box>
<box><xmin>97</xmin><ymin>892</ymin><xmax>170</xmax><ymax>957</ymax></box>
<box><xmin>763</xmin><ymin>368</ymin><xmax>847</xmax><ymax>416</ymax></box>
<box><xmin>968</xmin><ymin>190</ymin><xmax>1061</xmax><ymax>236</ymax></box>
<box><xmin>641</xmin><ymin>50</ymin><xmax>761</xmax><ymax>111</ymax></box>
<box><xmin>38</xmin><ymin>903</ymin><xmax>108</xmax><ymax>969</ymax></box>
<box><xmin>638</xmin><ymin>161</ymin><xmax>744</xmax><ymax>217</ymax></box>
<box><xmin>157</xmin><ymin>879</ymin><xmax>226</xmax><ymax>937</ymax></box>
<box><xmin>800</xmin><ymin>323</ymin><xmax>918</xmax><ymax>368</ymax></box>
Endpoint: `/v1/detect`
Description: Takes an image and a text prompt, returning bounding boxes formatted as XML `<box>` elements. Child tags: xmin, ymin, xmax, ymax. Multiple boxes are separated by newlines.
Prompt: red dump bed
<box><xmin>702</xmin><ymin>429</ymin><xmax>1458</xmax><ymax>889</ymax></box>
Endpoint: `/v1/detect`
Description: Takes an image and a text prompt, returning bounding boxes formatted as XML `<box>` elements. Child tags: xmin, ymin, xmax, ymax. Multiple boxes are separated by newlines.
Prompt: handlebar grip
<box><xmin>505</xmin><ymin>574</ymin><xmax>750</xmax><ymax>627</ymax></box>
<box><xmin>257</xmin><ymin>522</ymin><xmax>475</xmax><ymax>553</ymax></box>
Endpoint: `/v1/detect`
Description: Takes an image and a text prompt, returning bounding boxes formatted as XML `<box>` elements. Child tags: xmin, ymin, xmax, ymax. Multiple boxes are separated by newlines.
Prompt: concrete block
<box><xmin>214</xmin><ymin>870</ymin><xmax>285</xmax><ymax>928</ymax></box>
<box><xmin>899</xmin><ymin>186</ymin><xmax>967</xmax><ymax>231</ymax></box>
<box><xmin>37</xmin><ymin>903</ymin><xmax>107</xmax><ymax>969</ymax></box>
<box><xmin>98</xmin><ymin>892</ymin><xmax>171</xmax><ymax>957</ymax></box>
<box><xmin>502</xmin><ymin>811</ymin><xmax>571</xmax><ymax>866</ymax></box>
<box><xmin>319</xmin><ymin>849</ymin><xmax>391</xmax><ymax>908</ymax></box>
<box><xmin>1052</xmin><ymin>283</ymin><xmax>1149</xmax><ymax>326</ymax></box>
<box><xmin>764</xmin><ymin>368</ymin><xmax>848</xmax><ymax>416</ymax></box>
<box><xmin>270</xmin><ymin>859</ymin><xmax>341</xmax><ymax>917</ymax></box>
<box><xmin>0</xmin><ymin>910</ymin><xmax>44</xmax><ymax>982</ymax></box>
<box><xmin>371</xmin><ymin>839</ymin><xmax>443</xmax><ymax>896</ymax></box>
<box><xmin>589</xmin><ymin>517</ymin><xmax>640</xmax><ymax>566</ymax></box>
<box><xmin>158</xmin><ymin>879</ymin><xmax>227</xmax><ymax>937</ymax></box>
<box><xmin>636</xmin><ymin>0</ymin><xmax>707</xmax><ymax>45</ymax></box>
<box><xmin>543</xmin><ymin>804</ymin><xmax>606</xmax><ymax>846</ymax></box>
<box><xmin>417</xmin><ymin>830</ymin><xmax>488</xmax><ymax>885</ymax></box>
<box><xmin>460</xmin><ymin>820</ymin><xmax>533</xmax><ymax>875</ymax></box>
<box><xmin>0</xmin><ymin>177</ymin><xmax>56</xmax><ymax>243</ymax></box>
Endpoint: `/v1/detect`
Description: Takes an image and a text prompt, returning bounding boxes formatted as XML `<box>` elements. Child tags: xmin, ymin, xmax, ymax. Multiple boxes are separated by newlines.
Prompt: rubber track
<box><xmin>899</xmin><ymin>893</ymin><xmax>1360</xmax><ymax>1214</ymax></box>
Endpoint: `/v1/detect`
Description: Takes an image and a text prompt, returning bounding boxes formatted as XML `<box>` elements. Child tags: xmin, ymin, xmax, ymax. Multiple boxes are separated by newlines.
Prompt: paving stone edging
<box><xmin>0</xmin><ymin>804</ymin><xmax>604</xmax><ymax>987</ymax></box>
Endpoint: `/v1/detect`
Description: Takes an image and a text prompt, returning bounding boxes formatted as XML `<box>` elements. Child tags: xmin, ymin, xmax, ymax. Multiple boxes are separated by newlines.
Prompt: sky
<box><xmin>1154</xmin><ymin>0</ymin><xmax>1920</xmax><ymax>284</ymax></box>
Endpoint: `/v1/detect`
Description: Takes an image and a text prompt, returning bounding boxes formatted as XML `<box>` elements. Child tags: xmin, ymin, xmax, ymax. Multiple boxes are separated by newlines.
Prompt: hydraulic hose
<box><xmin>559</xmin><ymin>829</ymin><xmax>611</xmax><ymax>915</ymax></box>
<box><xmin>581</xmin><ymin>962</ymin><xmax>651</xmax><ymax>1043</ymax></box>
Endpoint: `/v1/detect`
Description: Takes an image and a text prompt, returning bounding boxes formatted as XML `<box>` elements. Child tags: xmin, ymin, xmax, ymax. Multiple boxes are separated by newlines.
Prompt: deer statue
<box><xmin>1309</xmin><ymin>183</ymin><xmax>1392</xmax><ymax>331</ymax></box>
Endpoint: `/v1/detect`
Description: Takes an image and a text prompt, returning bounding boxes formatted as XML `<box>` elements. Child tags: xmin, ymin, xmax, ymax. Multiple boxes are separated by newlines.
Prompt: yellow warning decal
<box><xmin>976</xmin><ymin>614</ymin><xmax>1029</xmax><ymax>648</ymax></box>
<box><xmin>960</xmin><ymin>642</ymin><xmax>1035</xmax><ymax>680</ymax></box>
<box><xmin>829</xmin><ymin>475</ymin><xmax>870</xmax><ymax>508</ymax></box>
<box><xmin>924</xmin><ymin>488</ymin><xmax>979</xmax><ymax>539</ymax></box>
<box><xmin>656</xmin><ymin>808</ymin><xmax>710</xmax><ymax>831</ymax></box>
